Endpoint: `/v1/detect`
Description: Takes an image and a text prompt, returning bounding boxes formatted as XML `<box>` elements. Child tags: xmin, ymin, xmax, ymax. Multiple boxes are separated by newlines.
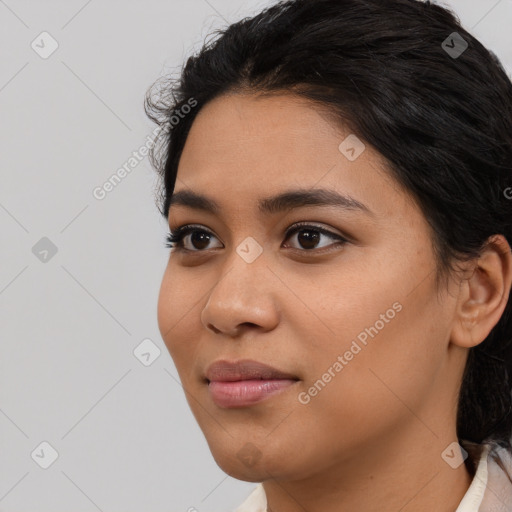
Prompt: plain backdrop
<box><xmin>1</xmin><ymin>0</ymin><xmax>511</xmax><ymax>511</ymax></box>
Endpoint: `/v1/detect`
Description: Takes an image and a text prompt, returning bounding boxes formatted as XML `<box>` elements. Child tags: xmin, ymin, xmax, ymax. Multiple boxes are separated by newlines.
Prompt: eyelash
<box><xmin>165</xmin><ymin>222</ymin><xmax>348</xmax><ymax>254</ymax></box>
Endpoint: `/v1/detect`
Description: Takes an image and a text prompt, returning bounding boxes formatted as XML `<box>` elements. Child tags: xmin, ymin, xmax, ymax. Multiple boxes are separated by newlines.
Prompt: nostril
<box><xmin>208</xmin><ymin>323</ymin><xmax>221</xmax><ymax>334</ymax></box>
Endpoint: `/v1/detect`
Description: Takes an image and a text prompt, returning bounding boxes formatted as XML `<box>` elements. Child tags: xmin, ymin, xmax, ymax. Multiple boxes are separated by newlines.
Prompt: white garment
<box><xmin>455</xmin><ymin>442</ymin><xmax>490</xmax><ymax>512</ymax></box>
<box><xmin>234</xmin><ymin>439</ymin><xmax>512</xmax><ymax>512</ymax></box>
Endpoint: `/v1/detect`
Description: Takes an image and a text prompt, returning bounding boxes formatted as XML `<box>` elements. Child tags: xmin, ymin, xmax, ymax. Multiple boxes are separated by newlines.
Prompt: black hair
<box><xmin>144</xmin><ymin>0</ymin><xmax>512</xmax><ymax>455</ymax></box>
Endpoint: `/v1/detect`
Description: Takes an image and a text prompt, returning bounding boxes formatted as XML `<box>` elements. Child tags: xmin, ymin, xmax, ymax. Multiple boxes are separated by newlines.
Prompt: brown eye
<box><xmin>165</xmin><ymin>225</ymin><xmax>222</xmax><ymax>251</ymax></box>
<box><xmin>283</xmin><ymin>223</ymin><xmax>348</xmax><ymax>251</ymax></box>
<box><xmin>187</xmin><ymin>231</ymin><xmax>212</xmax><ymax>250</ymax></box>
<box><xmin>165</xmin><ymin>222</ymin><xmax>348</xmax><ymax>253</ymax></box>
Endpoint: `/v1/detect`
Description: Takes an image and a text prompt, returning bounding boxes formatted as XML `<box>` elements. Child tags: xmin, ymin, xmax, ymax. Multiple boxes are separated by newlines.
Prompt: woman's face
<box><xmin>157</xmin><ymin>92</ymin><xmax>467</xmax><ymax>481</ymax></box>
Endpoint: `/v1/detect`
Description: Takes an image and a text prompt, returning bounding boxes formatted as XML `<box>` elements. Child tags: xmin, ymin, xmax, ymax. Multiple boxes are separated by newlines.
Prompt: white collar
<box><xmin>454</xmin><ymin>442</ymin><xmax>490</xmax><ymax>512</ymax></box>
<box><xmin>234</xmin><ymin>483</ymin><xmax>266</xmax><ymax>512</ymax></box>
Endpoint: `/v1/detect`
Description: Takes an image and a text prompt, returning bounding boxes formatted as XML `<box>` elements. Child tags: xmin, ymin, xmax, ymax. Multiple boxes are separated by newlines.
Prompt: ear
<box><xmin>450</xmin><ymin>234</ymin><xmax>512</xmax><ymax>349</ymax></box>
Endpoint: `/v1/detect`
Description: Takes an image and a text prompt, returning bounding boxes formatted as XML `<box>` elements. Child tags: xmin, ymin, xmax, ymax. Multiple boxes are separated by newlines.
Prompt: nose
<box><xmin>200</xmin><ymin>251</ymin><xmax>280</xmax><ymax>337</ymax></box>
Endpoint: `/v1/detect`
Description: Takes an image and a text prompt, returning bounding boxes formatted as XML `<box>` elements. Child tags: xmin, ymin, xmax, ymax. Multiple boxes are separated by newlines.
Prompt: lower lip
<box><xmin>207</xmin><ymin>379</ymin><xmax>298</xmax><ymax>408</ymax></box>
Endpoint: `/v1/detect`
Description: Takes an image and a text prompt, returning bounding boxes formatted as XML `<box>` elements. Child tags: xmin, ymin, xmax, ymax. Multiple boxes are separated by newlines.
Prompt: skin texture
<box><xmin>157</xmin><ymin>92</ymin><xmax>512</xmax><ymax>512</ymax></box>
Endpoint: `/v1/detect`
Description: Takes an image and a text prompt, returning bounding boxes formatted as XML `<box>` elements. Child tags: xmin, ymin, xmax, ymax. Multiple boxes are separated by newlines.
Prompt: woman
<box><xmin>145</xmin><ymin>0</ymin><xmax>512</xmax><ymax>510</ymax></box>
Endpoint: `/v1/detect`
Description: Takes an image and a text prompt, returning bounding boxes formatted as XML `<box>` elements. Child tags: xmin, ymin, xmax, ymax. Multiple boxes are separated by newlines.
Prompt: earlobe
<box><xmin>450</xmin><ymin>234</ymin><xmax>512</xmax><ymax>349</ymax></box>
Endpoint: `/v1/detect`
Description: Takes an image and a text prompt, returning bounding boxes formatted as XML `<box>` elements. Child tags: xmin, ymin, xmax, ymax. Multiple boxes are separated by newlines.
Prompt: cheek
<box><xmin>303</xmin><ymin>282</ymin><xmax>448</xmax><ymax>432</ymax></box>
<box><xmin>156</xmin><ymin>272</ymin><xmax>174</xmax><ymax>344</ymax></box>
<box><xmin>157</xmin><ymin>268</ymin><xmax>198</xmax><ymax>357</ymax></box>
<box><xmin>293</xmin><ymin>253</ymin><xmax>448</xmax><ymax>418</ymax></box>
<box><xmin>291</xmin><ymin>260</ymin><xmax>400</xmax><ymax>363</ymax></box>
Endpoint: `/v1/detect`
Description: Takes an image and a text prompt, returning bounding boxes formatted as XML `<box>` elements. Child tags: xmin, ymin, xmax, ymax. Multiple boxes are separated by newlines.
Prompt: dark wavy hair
<box><xmin>144</xmin><ymin>0</ymin><xmax>512</xmax><ymax>455</ymax></box>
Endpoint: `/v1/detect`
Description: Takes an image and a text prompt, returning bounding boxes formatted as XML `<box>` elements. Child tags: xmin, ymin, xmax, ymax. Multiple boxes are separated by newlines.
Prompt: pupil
<box><xmin>298</xmin><ymin>229</ymin><xmax>319</xmax><ymax>249</ymax></box>
<box><xmin>192</xmin><ymin>231</ymin><xmax>210</xmax><ymax>250</ymax></box>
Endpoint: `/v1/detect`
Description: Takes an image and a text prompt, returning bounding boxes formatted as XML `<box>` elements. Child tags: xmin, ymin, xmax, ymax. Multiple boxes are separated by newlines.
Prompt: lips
<box><xmin>205</xmin><ymin>359</ymin><xmax>299</xmax><ymax>383</ymax></box>
<box><xmin>204</xmin><ymin>359</ymin><xmax>300</xmax><ymax>408</ymax></box>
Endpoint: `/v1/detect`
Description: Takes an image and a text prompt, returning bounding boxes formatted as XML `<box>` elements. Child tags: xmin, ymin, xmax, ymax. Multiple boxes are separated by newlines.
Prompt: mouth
<box><xmin>204</xmin><ymin>359</ymin><xmax>300</xmax><ymax>408</ymax></box>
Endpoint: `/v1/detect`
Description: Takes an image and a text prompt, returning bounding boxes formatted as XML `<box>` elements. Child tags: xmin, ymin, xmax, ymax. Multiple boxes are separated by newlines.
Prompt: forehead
<box><xmin>181</xmin><ymin>92</ymin><xmax>350</xmax><ymax>168</ymax></box>
<box><xmin>174</xmin><ymin>92</ymin><xmax>413</xmax><ymax>222</ymax></box>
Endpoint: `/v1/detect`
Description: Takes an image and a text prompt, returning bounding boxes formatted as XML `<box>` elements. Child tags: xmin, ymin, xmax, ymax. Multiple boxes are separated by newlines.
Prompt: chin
<box><xmin>210</xmin><ymin>450</ymin><xmax>274</xmax><ymax>482</ymax></box>
<box><xmin>205</xmin><ymin>435</ymin><xmax>299</xmax><ymax>483</ymax></box>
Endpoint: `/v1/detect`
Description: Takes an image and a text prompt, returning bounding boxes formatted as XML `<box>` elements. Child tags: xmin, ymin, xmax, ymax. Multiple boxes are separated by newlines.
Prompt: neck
<box><xmin>262</xmin><ymin>422</ymin><xmax>474</xmax><ymax>512</ymax></box>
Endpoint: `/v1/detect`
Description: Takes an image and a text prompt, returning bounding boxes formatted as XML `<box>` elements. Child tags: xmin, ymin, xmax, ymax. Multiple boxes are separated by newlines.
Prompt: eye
<box><xmin>165</xmin><ymin>224</ymin><xmax>221</xmax><ymax>252</ymax></box>
<box><xmin>165</xmin><ymin>222</ymin><xmax>348</xmax><ymax>253</ymax></box>
<box><xmin>283</xmin><ymin>222</ymin><xmax>348</xmax><ymax>252</ymax></box>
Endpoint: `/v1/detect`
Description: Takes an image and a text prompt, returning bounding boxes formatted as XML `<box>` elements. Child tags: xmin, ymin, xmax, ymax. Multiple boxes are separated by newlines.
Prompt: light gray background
<box><xmin>1</xmin><ymin>1</ymin><xmax>511</xmax><ymax>511</ymax></box>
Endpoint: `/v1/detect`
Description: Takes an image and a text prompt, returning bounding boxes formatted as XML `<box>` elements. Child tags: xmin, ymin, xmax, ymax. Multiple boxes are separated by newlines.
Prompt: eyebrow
<box><xmin>168</xmin><ymin>188</ymin><xmax>375</xmax><ymax>217</ymax></box>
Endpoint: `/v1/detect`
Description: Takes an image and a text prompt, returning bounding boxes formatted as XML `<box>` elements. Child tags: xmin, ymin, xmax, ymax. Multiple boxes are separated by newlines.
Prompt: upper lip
<box><xmin>205</xmin><ymin>359</ymin><xmax>299</xmax><ymax>382</ymax></box>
